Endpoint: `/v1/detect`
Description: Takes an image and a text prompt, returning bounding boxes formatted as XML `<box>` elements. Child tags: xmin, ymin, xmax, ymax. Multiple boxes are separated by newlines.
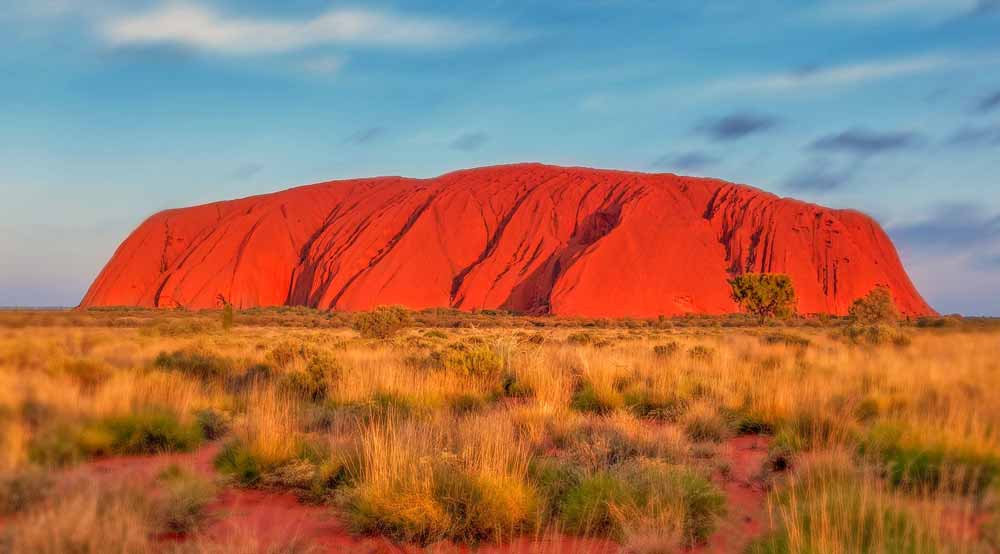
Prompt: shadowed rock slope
<box><xmin>81</xmin><ymin>163</ymin><xmax>934</xmax><ymax>317</ymax></box>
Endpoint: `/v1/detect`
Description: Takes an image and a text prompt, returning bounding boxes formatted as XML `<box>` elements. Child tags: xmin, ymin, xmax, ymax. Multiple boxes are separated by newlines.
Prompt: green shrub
<box><xmin>448</xmin><ymin>393</ymin><xmax>487</xmax><ymax>415</ymax></box>
<box><xmin>29</xmin><ymin>410</ymin><xmax>202</xmax><ymax>464</ymax></box>
<box><xmin>431</xmin><ymin>469</ymin><xmax>538</xmax><ymax>543</ymax></box>
<box><xmin>499</xmin><ymin>372</ymin><xmax>533</xmax><ymax>399</ymax></box>
<box><xmin>154</xmin><ymin>348</ymin><xmax>234</xmax><ymax>380</ymax></box>
<box><xmin>214</xmin><ymin>441</ymin><xmax>262</xmax><ymax>486</ymax></box>
<box><xmin>155</xmin><ymin>465</ymin><xmax>217</xmax><ymax>533</ymax></box>
<box><xmin>281</xmin><ymin>354</ymin><xmax>339</xmax><ymax>401</ymax></box>
<box><xmin>570</xmin><ymin>382</ymin><xmax>623</xmax><ymax>415</ymax></box>
<box><xmin>623</xmin><ymin>388</ymin><xmax>687</xmax><ymax>421</ymax></box>
<box><xmin>849</xmin><ymin>286</ymin><xmax>899</xmax><ymax>326</ymax></box>
<box><xmin>728</xmin><ymin>273</ymin><xmax>797</xmax><ymax>323</ymax></box>
<box><xmin>748</xmin><ymin>461</ymin><xmax>939</xmax><ymax>554</ymax></box>
<box><xmin>353</xmin><ymin>306</ymin><xmax>412</xmax><ymax>339</ymax></box>
<box><xmin>530</xmin><ymin>457</ymin><xmax>583</xmax><ymax>520</ymax></box>
<box><xmin>559</xmin><ymin>471</ymin><xmax>631</xmax><ymax>536</ymax></box>
<box><xmin>861</xmin><ymin>422</ymin><xmax>1000</xmax><ymax>496</ymax></box>
<box><xmin>437</xmin><ymin>345</ymin><xmax>503</xmax><ymax>379</ymax></box>
<box><xmin>843</xmin><ymin>324</ymin><xmax>911</xmax><ymax>347</ymax></box>
<box><xmin>28</xmin><ymin>424</ymin><xmax>90</xmax><ymax>466</ymax></box>
<box><xmin>566</xmin><ymin>332</ymin><xmax>595</xmax><ymax>345</ymax></box>
<box><xmin>194</xmin><ymin>408</ymin><xmax>229</xmax><ymax>441</ymax></box>
<box><xmin>221</xmin><ymin>302</ymin><xmax>234</xmax><ymax>331</ymax></box>
<box><xmin>61</xmin><ymin>358</ymin><xmax>111</xmax><ymax>389</ymax></box>
<box><xmin>560</xmin><ymin>462</ymin><xmax>725</xmax><ymax>546</ymax></box>
<box><xmin>0</xmin><ymin>467</ymin><xmax>52</xmax><ymax>515</ymax></box>
<box><xmin>682</xmin><ymin>404</ymin><xmax>731</xmax><ymax>443</ymax></box>
<box><xmin>267</xmin><ymin>340</ymin><xmax>317</xmax><ymax>369</ymax></box>
<box><xmin>687</xmin><ymin>345</ymin><xmax>715</xmax><ymax>362</ymax></box>
<box><xmin>98</xmin><ymin>410</ymin><xmax>203</xmax><ymax>455</ymax></box>
<box><xmin>761</xmin><ymin>333</ymin><xmax>811</xmax><ymax>349</ymax></box>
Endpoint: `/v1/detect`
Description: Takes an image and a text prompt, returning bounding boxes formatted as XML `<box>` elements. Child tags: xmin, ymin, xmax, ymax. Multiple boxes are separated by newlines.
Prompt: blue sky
<box><xmin>1</xmin><ymin>0</ymin><xmax>999</xmax><ymax>314</ymax></box>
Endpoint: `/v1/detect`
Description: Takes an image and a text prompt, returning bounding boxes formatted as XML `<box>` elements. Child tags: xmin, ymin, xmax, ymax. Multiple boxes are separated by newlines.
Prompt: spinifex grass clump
<box><xmin>748</xmin><ymin>450</ymin><xmax>944</xmax><ymax>554</ymax></box>
<box><xmin>29</xmin><ymin>408</ymin><xmax>203</xmax><ymax>465</ymax></box>
<box><xmin>559</xmin><ymin>460</ymin><xmax>725</xmax><ymax>548</ymax></box>
<box><xmin>215</xmin><ymin>385</ymin><xmax>301</xmax><ymax>485</ymax></box>
<box><xmin>343</xmin><ymin>414</ymin><xmax>537</xmax><ymax>545</ymax></box>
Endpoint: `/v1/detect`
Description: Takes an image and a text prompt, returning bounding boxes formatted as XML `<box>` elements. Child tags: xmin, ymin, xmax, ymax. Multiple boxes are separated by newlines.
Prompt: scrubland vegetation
<box><xmin>0</xmin><ymin>306</ymin><xmax>997</xmax><ymax>553</ymax></box>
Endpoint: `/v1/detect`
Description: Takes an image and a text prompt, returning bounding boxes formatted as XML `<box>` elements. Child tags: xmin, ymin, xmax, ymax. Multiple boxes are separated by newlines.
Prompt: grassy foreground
<box><xmin>0</xmin><ymin>308</ymin><xmax>998</xmax><ymax>553</ymax></box>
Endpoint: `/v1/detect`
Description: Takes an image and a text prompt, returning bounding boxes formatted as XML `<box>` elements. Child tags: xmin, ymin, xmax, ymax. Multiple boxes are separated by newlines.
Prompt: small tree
<box><xmin>728</xmin><ymin>273</ymin><xmax>797</xmax><ymax>324</ymax></box>
<box><xmin>217</xmin><ymin>294</ymin><xmax>234</xmax><ymax>331</ymax></box>
<box><xmin>352</xmin><ymin>305</ymin><xmax>412</xmax><ymax>339</ymax></box>
<box><xmin>849</xmin><ymin>286</ymin><xmax>899</xmax><ymax>325</ymax></box>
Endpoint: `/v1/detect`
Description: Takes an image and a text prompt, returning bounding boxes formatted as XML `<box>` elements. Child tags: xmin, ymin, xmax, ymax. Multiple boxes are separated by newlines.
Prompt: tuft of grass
<box><xmin>28</xmin><ymin>409</ymin><xmax>202</xmax><ymax>465</ymax></box>
<box><xmin>0</xmin><ymin>466</ymin><xmax>52</xmax><ymax>515</ymax></box>
<box><xmin>681</xmin><ymin>401</ymin><xmax>731</xmax><ymax>443</ymax></box>
<box><xmin>571</xmin><ymin>382</ymin><xmax>623</xmax><ymax>415</ymax></box>
<box><xmin>861</xmin><ymin>422</ymin><xmax>1000</xmax><ymax>496</ymax></box>
<box><xmin>214</xmin><ymin>441</ymin><xmax>262</xmax><ymax>486</ymax></box>
<box><xmin>2</xmin><ymin>481</ymin><xmax>155</xmax><ymax>554</ymax></box>
<box><xmin>352</xmin><ymin>306</ymin><xmax>412</xmax><ymax>339</ymax></box>
<box><xmin>97</xmin><ymin>409</ymin><xmax>204</xmax><ymax>455</ymax></box>
<box><xmin>154</xmin><ymin>348</ymin><xmax>234</xmax><ymax>380</ymax></box>
<box><xmin>748</xmin><ymin>450</ymin><xmax>943</xmax><ymax>554</ymax></box>
<box><xmin>155</xmin><ymin>464</ymin><xmax>217</xmax><ymax>534</ymax></box>
<box><xmin>559</xmin><ymin>460</ymin><xmax>725</xmax><ymax>546</ymax></box>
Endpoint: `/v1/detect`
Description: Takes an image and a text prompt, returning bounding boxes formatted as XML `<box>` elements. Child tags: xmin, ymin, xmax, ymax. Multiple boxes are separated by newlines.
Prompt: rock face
<box><xmin>81</xmin><ymin>163</ymin><xmax>934</xmax><ymax>317</ymax></box>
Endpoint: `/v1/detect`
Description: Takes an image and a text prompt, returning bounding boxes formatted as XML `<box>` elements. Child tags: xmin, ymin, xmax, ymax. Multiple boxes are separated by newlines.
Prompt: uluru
<box><xmin>80</xmin><ymin>163</ymin><xmax>933</xmax><ymax>318</ymax></box>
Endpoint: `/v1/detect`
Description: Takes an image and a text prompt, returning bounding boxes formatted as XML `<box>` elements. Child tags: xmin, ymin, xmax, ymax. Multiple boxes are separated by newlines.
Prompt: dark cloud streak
<box><xmin>809</xmin><ymin>128</ymin><xmax>922</xmax><ymax>156</ymax></box>
<box><xmin>783</xmin><ymin>158</ymin><xmax>855</xmax><ymax>191</ymax></box>
<box><xmin>345</xmin><ymin>127</ymin><xmax>385</xmax><ymax>145</ymax></box>
<box><xmin>694</xmin><ymin>112</ymin><xmax>779</xmax><ymax>142</ymax></box>
<box><xmin>450</xmin><ymin>131</ymin><xmax>490</xmax><ymax>151</ymax></box>
<box><xmin>652</xmin><ymin>151</ymin><xmax>720</xmax><ymax>171</ymax></box>
<box><xmin>975</xmin><ymin>89</ymin><xmax>1000</xmax><ymax>113</ymax></box>
<box><xmin>889</xmin><ymin>204</ymin><xmax>1000</xmax><ymax>253</ymax></box>
<box><xmin>948</xmin><ymin>124</ymin><xmax>1000</xmax><ymax>147</ymax></box>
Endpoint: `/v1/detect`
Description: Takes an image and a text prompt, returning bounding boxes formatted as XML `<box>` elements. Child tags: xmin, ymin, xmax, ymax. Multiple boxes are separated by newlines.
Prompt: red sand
<box><xmin>688</xmin><ymin>435</ymin><xmax>772</xmax><ymax>554</ymax></box>
<box><xmin>80</xmin><ymin>163</ymin><xmax>934</xmax><ymax>317</ymax></box>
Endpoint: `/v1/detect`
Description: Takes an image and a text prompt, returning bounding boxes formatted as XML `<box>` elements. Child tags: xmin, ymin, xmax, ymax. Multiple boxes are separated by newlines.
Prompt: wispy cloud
<box><xmin>694</xmin><ymin>112</ymin><xmax>779</xmax><ymax>142</ymax></box>
<box><xmin>229</xmin><ymin>162</ymin><xmax>263</xmax><ymax>180</ymax></box>
<box><xmin>889</xmin><ymin>204</ymin><xmax>1000</xmax><ymax>252</ymax></box>
<box><xmin>784</xmin><ymin>158</ymin><xmax>857</xmax><ymax>191</ymax></box>
<box><xmin>975</xmin><ymin>89</ymin><xmax>1000</xmax><ymax>112</ymax></box>
<box><xmin>450</xmin><ymin>131</ymin><xmax>490</xmax><ymax>152</ymax></box>
<box><xmin>652</xmin><ymin>151</ymin><xmax>721</xmax><ymax>172</ymax></box>
<box><xmin>707</xmin><ymin>55</ymin><xmax>959</xmax><ymax>94</ymax></box>
<box><xmin>100</xmin><ymin>3</ymin><xmax>504</xmax><ymax>54</ymax></box>
<box><xmin>346</xmin><ymin>127</ymin><xmax>386</xmax><ymax>145</ymax></box>
<box><xmin>811</xmin><ymin>0</ymin><xmax>988</xmax><ymax>22</ymax></box>
<box><xmin>947</xmin><ymin>123</ymin><xmax>1000</xmax><ymax>147</ymax></box>
<box><xmin>810</xmin><ymin>128</ymin><xmax>923</xmax><ymax>156</ymax></box>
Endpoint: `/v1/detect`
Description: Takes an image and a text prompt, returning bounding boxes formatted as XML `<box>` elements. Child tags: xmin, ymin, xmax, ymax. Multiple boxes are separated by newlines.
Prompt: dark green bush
<box><xmin>559</xmin><ymin>462</ymin><xmax>725</xmax><ymax>545</ymax></box>
<box><xmin>861</xmin><ymin>423</ymin><xmax>1000</xmax><ymax>496</ymax></box>
<box><xmin>214</xmin><ymin>441</ymin><xmax>262</xmax><ymax>485</ymax></box>
<box><xmin>98</xmin><ymin>410</ymin><xmax>203</xmax><ymax>455</ymax></box>
<box><xmin>849</xmin><ymin>286</ymin><xmax>899</xmax><ymax>326</ymax></box>
<box><xmin>194</xmin><ymin>408</ymin><xmax>229</xmax><ymax>440</ymax></box>
<box><xmin>154</xmin><ymin>348</ymin><xmax>234</xmax><ymax>380</ymax></box>
<box><xmin>570</xmin><ymin>383</ymin><xmax>622</xmax><ymax>415</ymax></box>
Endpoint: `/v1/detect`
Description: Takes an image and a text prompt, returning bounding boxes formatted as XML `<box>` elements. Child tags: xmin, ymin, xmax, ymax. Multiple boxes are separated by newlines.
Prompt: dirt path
<box><xmin>688</xmin><ymin>435</ymin><xmax>772</xmax><ymax>554</ymax></box>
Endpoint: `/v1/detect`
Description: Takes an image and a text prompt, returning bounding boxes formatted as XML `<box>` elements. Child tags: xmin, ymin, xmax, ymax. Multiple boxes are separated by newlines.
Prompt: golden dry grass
<box><xmin>0</xmin><ymin>310</ymin><xmax>997</xmax><ymax>553</ymax></box>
